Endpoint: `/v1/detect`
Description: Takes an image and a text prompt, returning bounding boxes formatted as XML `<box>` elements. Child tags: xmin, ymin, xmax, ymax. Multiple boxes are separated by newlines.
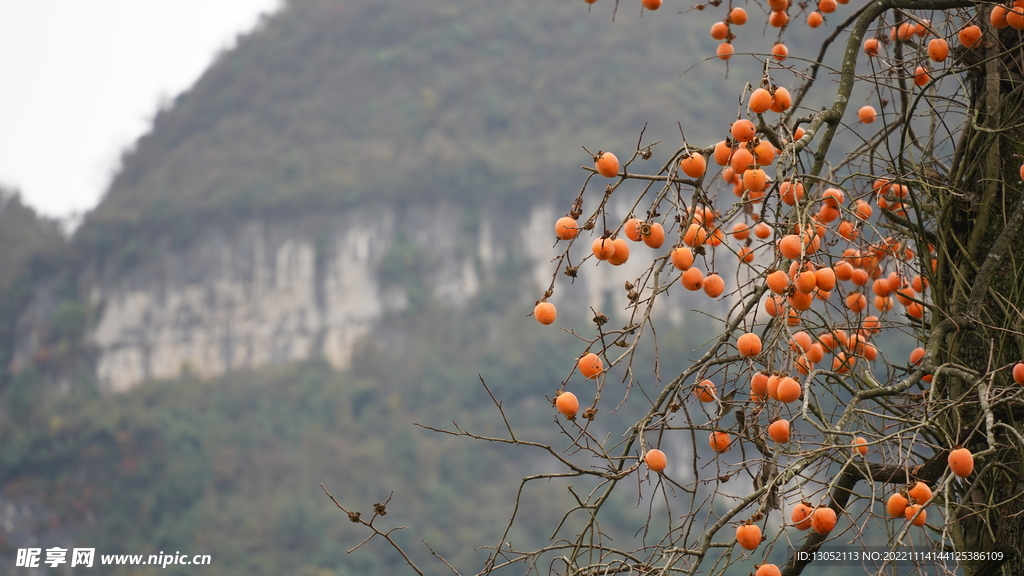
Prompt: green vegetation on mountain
<box><xmin>1</xmin><ymin>302</ymin><xmax>705</xmax><ymax>575</ymax></box>
<box><xmin>0</xmin><ymin>188</ymin><xmax>68</xmax><ymax>391</ymax></box>
<box><xmin>75</xmin><ymin>0</ymin><xmax>762</xmax><ymax>254</ymax></box>
<box><xmin>0</xmin><ymin>189</ymin><xmax>66</xmax><ymax>293</ymax></box>
<box><xmin>0</xmin><ymin>0</ymin><xmax>773</xmax><ymax>573</ymax></box>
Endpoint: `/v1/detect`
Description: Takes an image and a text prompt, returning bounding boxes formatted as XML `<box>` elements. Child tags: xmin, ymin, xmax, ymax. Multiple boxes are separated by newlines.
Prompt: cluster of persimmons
<box><xmin>533</xmin><ymin>0</ymin><xmax>1024</xmax><ymax>566</ymax></box>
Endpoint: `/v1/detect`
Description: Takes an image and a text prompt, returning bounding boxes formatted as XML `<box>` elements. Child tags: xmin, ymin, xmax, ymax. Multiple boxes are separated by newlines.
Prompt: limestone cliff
<box><xmin>0</xmin><ymin>0</ymin><xmax>744</xmax><ymax>393</ymax></box>
<box><xmin>14</xmin><ymin>199</ymin><xmax>690</xmax><ymax>392</ymax></box>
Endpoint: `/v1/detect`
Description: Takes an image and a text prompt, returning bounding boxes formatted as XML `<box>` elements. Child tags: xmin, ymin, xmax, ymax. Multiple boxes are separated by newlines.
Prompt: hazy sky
<box><xmin>0</xmin><ymin>0</ymin><xmax>281</xmax><ymax>220</ymax></box>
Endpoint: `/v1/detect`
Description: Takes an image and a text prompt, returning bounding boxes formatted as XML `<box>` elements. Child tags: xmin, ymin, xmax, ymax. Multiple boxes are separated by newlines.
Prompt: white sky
<box><xmin>0</xmin><ymin>0</ymin><xmax>282</xmax><ymax>220</ymax></box>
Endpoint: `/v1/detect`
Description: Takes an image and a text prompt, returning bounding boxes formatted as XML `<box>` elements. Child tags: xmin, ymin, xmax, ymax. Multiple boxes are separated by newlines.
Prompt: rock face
<box><xmin>18</xmin><ymin>200</ymin><xmax>684</xmax><ymax>393</ymax></box>
<box><xmin>1</xmin><ymin>0</ymin><xmax>746</xmax><ymax>394</ymax></box>
<box><xmin>90</xmin><ymin>216</ymin><xmax>382</xmax><ymax>392</ymax></box>
<box><xmin>86</xmin><ymin>207</ymin><xmax>402</xmax><ymax>392</ymax></box>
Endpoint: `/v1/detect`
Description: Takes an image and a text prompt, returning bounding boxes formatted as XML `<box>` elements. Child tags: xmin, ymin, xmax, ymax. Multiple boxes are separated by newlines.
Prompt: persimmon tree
<box><xmin>327</xmin><ymin>0</ymin><xmax>1024</xmax><ymax>574</ymax></box>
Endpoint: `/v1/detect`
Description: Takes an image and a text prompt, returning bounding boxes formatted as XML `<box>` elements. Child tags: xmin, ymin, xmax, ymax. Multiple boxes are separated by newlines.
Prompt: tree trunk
<box><xmin>940</xmin><ymin>18</ymin><xmax>1024</xmax><ymax>575</ymax></box>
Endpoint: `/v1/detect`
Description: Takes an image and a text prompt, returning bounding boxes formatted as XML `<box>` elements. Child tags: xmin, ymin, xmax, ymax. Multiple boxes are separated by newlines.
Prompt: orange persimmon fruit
<box><xmin>1005</xmin><ymin>6</ymin><xmax>1024</xmax><ymax>30</ymax></box>
<box><xmin>645</xmin><ymin>448</ymin><xmax>668</xmax><ymax>472</ymax></box>
<box><xmin>737</xmin><ymin>332</ymin><xmax>763</xmax><ymax>357</ymax></box>
<box><xmin>595</xmin><ymin>151</ymin><xmax>619</xmax><ymax>177</ymax></box>
<box><xmin>730</xmin><ymin>146</ymin><xmax>755</xmax><ymax>174</ymax></box>
<box><xmin>608</xmin><ymin>238</ymin><xmax>630</xmax><ymax>265</ymax></box>
<box><xmin>534</xmin><ymin>302</ymin><xmax>557</xmax><ymax>325</ymax></box>
<box><xmin>683</xmin><ymin>223</ymin><xmax>710</xmax><ymax>247</ymax></box>
<box><xmin>852</xmin><ymin>436</ymin><xmax>868</xmax><ymax>456</ymax></box>
<box><xmin>887</xmin><ymin>492</ymin><xmax>909</xmax><ymax>517</ymax></box>
<box><xmin>992</xmin><ymin>4</ymin><xmax>1011</xmax><ymax>28</ymax></box>
<box><xmin>958</xmin><ymin>25</ymin><xmax>982</xmax><ymax>48</ymax></box>
<box><xmin>908</xmin><ymin>481</ymin><xmax>933</xmax><ymax>504</ymax></box>
<box><xmin>770</xmin><ymin>86</ymin><xmax>792</xmax><ymax>112</ymax></box>
<box><xmin>680</xmin><ymin>152</ymin><xmax>708</xmax><ymax>178</ymax></box>
<box><xmin>624</xmin><ymin>218</ymin><xmax>644</xmax><ymax>241</ymax></box>
<box><xmin>555</xmin><ymin>391</ymin><xmax>579</xmax><ymax>419</ymax></box>
<box><xmin>681</xmin><ymin>267</ymin><xmax>705</xmax><ymax>290</ymax></box>
<box><xmin>736</xmin><ymin>523</ymin><xmax>762</xmax><ymax>550</ymax></box>
<box><xmin>751</xmin><ymin>372</ymin><xmax>770</xmax><ymax>400</ymax></box>
<box><xmin>710</xmin><ymin>431</ymin><xmax>731</xmax><ymax>453</ymax></box>
<box><xmin>948</xmin><ymin>447</ymin><xmax>974</xmax><ymax>478</ymax></box>
<box><xmin>769</xmin><ymin>10</ymin><xmax>789</xmax><ymax>27</ymax></box>
<box><xmin>555</xmin><ymin>216</ymin><xmax>578</xmax><ymax>240</ymax></box>
<box><xmin>713</xmin><ymin>140</ymin><xmax>732</xmax><ymax>165</ymax></box>
<box><xmin>776</xmin><ymin>377</ymin><xmax>802</xmax><ymax>403</ymax></box>
<box><xmin>711</xmin><ymin>21</ymin><xmax>730</xmax><ymax>40</ymax></box>
<box><xmin>642</xmin><ymin>222</ymin><xmax>666</xmax><ymax>248</ymax></box>
<box><xmin>754</xmin><ymin>222</ymin><xmax>772</xmax><ymax>239</ymax></box>
<box><xmin>592</xmin><ymin>238</ymin><xmax>616</xmax><ymax>260</ymax></box>
<box><xmin>694</xmin><ymin>379</ymin><xmax>717</xmax><ymax>402</ymax></box>
<box><xmin>671</xmin><ymin>246</ymin><xmax>695</xmax><ymax>270</ymax></box>
<box><xmin>905</xmin><ymin>504</ymin><xmax>927</xmax><ymax>527</ymax></box>
<box><xmin>779</xmin><ymin>234</ymin><xmax>804</xmax><ymax>259</ymax></box>
<box><xmin>811</xmin><ymin>507</ymin><xmax>837</xmax><ymax>535</ymax></box>
<box><xmin>578</xmin><ymin>353</ymin><xmax>604</xmax><ymax>379</ymax></box>
<box><xmin>768</xmin><ymin>419</ymin><xmax>791</xmax><ymax>443</ymax></box>
<box><xmin>766</xmin><ymin>270</ymin><xmax>789</xmax><ymax>294</ymax></box>
<box><xmin>791</xmin><ymin>502</ymin><xmax>814</xmax><ymax>530</ymax></box>
<box><xmin>731</xmin><ymin>119</ymin><xmax>757</xmax><ymax>142</ymax></box>
<box><xmin>749</xmin><ymin>88</ymin><xmax>774</xmax><ymax>113</ymax></box>
<box><xmin>928</xmin><ymin>38</ymin><xmax>949</xmax><ymax>61</ymax></box>
<box><xmin>704</xmin><ymin>273</ymin><xmax>726</xmax><ymax>298</ymax></box>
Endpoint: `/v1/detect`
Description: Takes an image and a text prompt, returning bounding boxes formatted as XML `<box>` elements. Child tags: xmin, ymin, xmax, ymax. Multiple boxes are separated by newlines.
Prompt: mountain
<box><xmin>83</xmin><ymin>0</ymin><xmax>724</xmax><ymax>232</ymax></box>
<box><xmin>11</xmin><ymin>0</ymin><xmax>751</xmax><ymax>393</ymax></box>
<box><xmin>0</xmin><ymin>0</ymin><xmax>748</xmax><ymax>574</ymax></box>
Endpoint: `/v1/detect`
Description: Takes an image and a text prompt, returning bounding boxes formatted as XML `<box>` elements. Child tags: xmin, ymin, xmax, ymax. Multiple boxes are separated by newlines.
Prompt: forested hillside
<box><xmin>1</xmin><ymin>304</ymin><xmax>707</xmax><ymax>574</ymax></box>
<box><xmin>75</xmin><ymin>0</ymin><xmax>764</xmax><ymax>253</ymax></box>
<box><xmin>0</xmin><ymin>0</ymin><xmax>821</xmax><ymax>573</ymax></box>
<box><xmin>0</xmin><ymin>189</ymin><xmax>68</xmax><ymax>394</ymax></box>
